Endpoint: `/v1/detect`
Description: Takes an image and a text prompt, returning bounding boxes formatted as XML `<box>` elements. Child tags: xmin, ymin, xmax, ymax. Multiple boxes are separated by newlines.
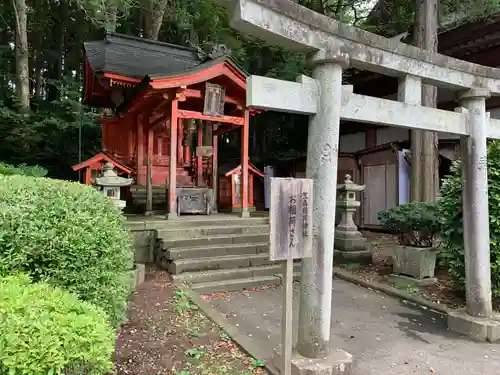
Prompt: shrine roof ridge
<box><xmin>115</xmin><ymin>55</ymin><xmax>248</xmax><ymax>114</ymax></box>
<box><xmin>146</xmin><ymin>55</ymin><xmax>248</xmax><ymax>80</ymax></box>
<box><xmin>83</xmin><ymin>32</ymin><xmax>202</xmax><ymax>79</ymax></box>
<box><xmin>217</xmin><ymin>0</ymin><xmax>500</xmax><ymax>84</ymax></box>
<box><xmin>105</xmin><ymin>32</ymin><xmax>199</xmax><ymax>53</ymax></box>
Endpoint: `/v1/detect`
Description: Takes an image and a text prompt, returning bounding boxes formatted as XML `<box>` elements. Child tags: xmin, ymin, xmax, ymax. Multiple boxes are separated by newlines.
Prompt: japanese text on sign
<box><xmin>269</xmin><ymin>178</ymin><xmax>313</xmax><ymax>261</ymax></box>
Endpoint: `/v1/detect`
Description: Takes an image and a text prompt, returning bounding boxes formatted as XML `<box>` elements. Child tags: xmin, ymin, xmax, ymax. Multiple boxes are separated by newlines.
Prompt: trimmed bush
<box><xmin>377</xmin><ymin>201</ymin><xmax>441</xmax><ymax>247</ymax></box>
<box><xmin>438</xmin><ymin>140</ymin><xmax>500</xmax><ymax>297</ymax></box>
<box><xmin>0</xmin><ymin>174</ymin><xmax>133</xmax><ymax>324</ymax></box>
<box><xmin>0</xmin><ymin>162</ymin><xmax>47</xmax><ymax>177</ymax></box>
<box><xmin>0</xmin><ymin>274</ymin><xmax>115</xmax><ymax>375</ymax></box>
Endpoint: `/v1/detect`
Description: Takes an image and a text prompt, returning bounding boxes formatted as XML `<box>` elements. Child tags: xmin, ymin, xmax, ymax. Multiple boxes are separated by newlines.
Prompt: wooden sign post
<box><xmin>269</xmin><ymin>177</ymin><xmax>313</xmax><ymax>375</ymax></box>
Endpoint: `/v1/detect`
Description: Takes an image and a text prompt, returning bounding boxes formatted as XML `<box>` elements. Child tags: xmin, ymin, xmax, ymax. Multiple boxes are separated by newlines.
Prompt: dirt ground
<box><xmin>339</xmin><ymin>231</ymin><xmax>466</xmax><ymax>309</ymax></box>
<box><xmin>114</xmin><ymin>266</ymin><xmax>267</xmax><ymax>375</ymax></box>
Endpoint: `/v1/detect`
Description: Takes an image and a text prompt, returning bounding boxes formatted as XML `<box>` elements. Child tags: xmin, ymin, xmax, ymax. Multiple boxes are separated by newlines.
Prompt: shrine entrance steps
<box><xmin>151</xmin><ymin>214</ymin><xmax>300</xmax><ymax>293</ymax></box>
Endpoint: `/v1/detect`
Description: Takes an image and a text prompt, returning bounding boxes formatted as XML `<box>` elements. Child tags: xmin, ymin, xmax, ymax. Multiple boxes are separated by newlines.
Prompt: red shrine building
<box><xmin>74</xmin><ymin>33</ymin><xmax>259</xmax><ymax>217</ymax></box>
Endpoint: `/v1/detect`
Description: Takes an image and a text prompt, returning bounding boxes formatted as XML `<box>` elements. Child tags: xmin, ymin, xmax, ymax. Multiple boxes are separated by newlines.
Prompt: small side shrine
<box><xmin>72</xmin><ymin>152</ymin><xmax>133</xmax><ymax>184</ymax></box>
<box><xmin>218</xmin><ymin>162</ymin><xmax>263</xmax><ymax>213</ymax></box>
<box><xmin>96</xmin><ymin>162</ymin><xmax>134</xmax><ymax>210</ymax></box>
<box><xmin>75</xmin><ymin>32</ymin><xmax>255</xmax><ymax>217</ymax></box>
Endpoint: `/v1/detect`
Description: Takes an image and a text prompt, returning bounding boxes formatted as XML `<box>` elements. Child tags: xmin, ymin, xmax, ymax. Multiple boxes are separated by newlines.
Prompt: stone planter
<box><xmin>391</xmin><ymin>245</ymin><xmax>438</xmax><ymax>283</ymax></box>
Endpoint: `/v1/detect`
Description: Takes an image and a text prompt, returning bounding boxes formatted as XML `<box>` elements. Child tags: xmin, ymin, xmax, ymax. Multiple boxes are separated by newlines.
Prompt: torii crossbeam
<box><xmin>218</xmin><ymin>0</ymin><xmax>500</xmax><ymax>372</ymax></box>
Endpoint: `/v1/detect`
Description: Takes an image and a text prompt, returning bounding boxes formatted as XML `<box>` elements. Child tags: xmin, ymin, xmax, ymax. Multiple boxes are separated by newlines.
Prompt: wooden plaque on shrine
<box><xmin>203</xmin><ymin>83</ymin><xmax>225</xmax><ymax>116</ymax></box>
<box><xmin>196</xmin><ymin>146</ymin><xmax>214</xmax><ymax>157</ymax></box>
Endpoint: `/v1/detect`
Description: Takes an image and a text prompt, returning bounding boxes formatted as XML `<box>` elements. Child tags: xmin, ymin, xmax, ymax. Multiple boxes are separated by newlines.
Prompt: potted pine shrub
<box><xmin>377</xmin><ymin>201</ymin><xmax>441</xmax><ymax>284</ymax></box>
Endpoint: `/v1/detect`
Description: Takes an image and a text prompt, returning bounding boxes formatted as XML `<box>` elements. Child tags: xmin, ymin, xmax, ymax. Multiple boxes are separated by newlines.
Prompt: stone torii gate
<box><xmin>218</xmin><ymin>0</ymin><xmax>500</xmax><ymax>372</ymax></box>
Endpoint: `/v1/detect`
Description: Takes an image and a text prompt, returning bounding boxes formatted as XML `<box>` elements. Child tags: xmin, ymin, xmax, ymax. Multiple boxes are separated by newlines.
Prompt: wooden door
<box><xmin>362</xmin><ymin>165</ymin><xmax>387</xmax><ymax>226</ymax></box>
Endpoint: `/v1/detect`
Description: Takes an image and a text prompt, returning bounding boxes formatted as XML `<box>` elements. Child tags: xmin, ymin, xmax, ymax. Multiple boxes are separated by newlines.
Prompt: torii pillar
<box><xmin>296</xmin><ymin>49</ymin><xmax>351</xmax><ymax>364</ymax></box>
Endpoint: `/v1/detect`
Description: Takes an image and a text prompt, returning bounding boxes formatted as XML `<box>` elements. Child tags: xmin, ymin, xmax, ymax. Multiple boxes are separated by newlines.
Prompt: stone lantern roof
<box><xmin>95</xmin><ymin>162</ymin><xmax>134</xmax><ymax>187</ymax></box>
<box><xmin>337</xmin><ymin>174</ymin><xmax>365</xmax><ymax>193</ymax></box>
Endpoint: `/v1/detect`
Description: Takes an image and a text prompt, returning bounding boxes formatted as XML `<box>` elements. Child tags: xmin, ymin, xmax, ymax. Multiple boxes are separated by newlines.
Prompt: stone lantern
<box><xmin>95</xmin><ymin>162</ymin><xmax>134</xmax><ymax>211</ymax></box>
<box><xmin>334</xmin><ymin>174</ymin><xmax>372</xmax><ymax>264</ymax></box>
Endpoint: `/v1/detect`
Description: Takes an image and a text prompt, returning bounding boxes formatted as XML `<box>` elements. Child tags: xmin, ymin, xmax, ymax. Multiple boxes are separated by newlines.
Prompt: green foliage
<box><xmin>0</xmin><ymin>274</ymin><xmax>115</xmax><ymax>375</ymax></box>
<box><xmin>377</xmin><ymin>201</ymin><xmax>441</xmax><ymax>247</ymax></box>
<box><xmin>0</xmin><ymin>81</ymin><xmax>102</xmax><ymax>180</ymax></box>
<box><xmin>184</xmin><ymin>348</ymin><xmax>206</xmax><ymax>359</ymax></box>
<box><xmin>0</xmin><ymin>162</ymin><xmax>48</xmax><ymax>177</ymax></box>
<box><xmin>0</xmin><ymin>174</ymin><xmax>133</xmax><ymax>324</ymax></box>
<box><xmin>438</xmin><ymin>140</ymin><xmax>500</xmax><ymax>297</ymax></box>
<box><xmin>251</xmin><ymin>359</ymin><xmax>265</xmax><ymax>368</ymax></box>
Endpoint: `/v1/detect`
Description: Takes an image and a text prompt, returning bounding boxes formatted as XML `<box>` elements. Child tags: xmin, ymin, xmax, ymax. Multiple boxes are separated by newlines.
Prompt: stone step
<box><xmin>127</xmin><ymin>218</ymin><xmax>269</xmax><ymax>232</ymax></box>
<box><xmin>172</xmin><ymin>263</ymin><xmax>302</xmax><ymax>284</ymax></box>
<box><xmin>158</xmin><ymin>224</ymin><xmax>269</xmax><ymax>239</ymax></box>
<box><xmin>168</xmin><ymin>253</ymin><xmax>271</xmax><ymax>274</ymax></box>
<box><xmin>157</xmin><ymin>216</ymin><xmax>269</xmax><ymax>228</ymax></box>
<box><xmin>160</xmin><ymin>233</ymin><xmax>269</xmax><ymax>248</ymax></box>
<box><xmin>165</xmin><ymin>242</ymin><xmax>269</xmax><ymax>260</ymax></box>
<box><xmin>191</xmin><ymin>275</ymin><xmax>281</xmax><ymax>293</ymax></box>
<box><xmin>130</xmin><ymin>186</ymin><xmax>165</xmax><ymax>192</ymax></box>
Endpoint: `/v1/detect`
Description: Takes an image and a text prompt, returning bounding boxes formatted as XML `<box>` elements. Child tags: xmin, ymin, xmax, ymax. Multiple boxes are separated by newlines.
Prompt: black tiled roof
<box><xmin>83</xmin><ymin>32</ymin><xmax>203</xmax><ymax>78</ymax></box>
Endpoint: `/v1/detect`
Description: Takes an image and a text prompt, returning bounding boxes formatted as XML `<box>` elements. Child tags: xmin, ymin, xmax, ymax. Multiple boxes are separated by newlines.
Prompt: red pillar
<box><xmin>212</xmin><ymin>124</ymin><xmax>219</xmax><ymax>213</ymax></box>
<box><xmin>196</xmin><ymin>121</ymin><xmax>203</xmax><ymax>186</ymax></box>
<box><xmin>167</xmin><ymin>101</ymin><xmax>179</xmax><ymax>219</ymax></box>
<box><xmin>157</xmin><ymin>136</ymin><xmax>163</xmax><ymax>157</ymax></box>
<box><xmin>84</xmin><ymin>167</ymin><xmax>91</xmax><ymax>185</ymax></box>
<box><xmin>183</xmin><ymin>145</ymin><xmax>191</xmax><ymax>166</ymax></box>
<box><xmin>101</xmin><ymin>121</ymin><xmax>107</xmax><ymax>151</ymax></box>
<box><xmin>177</xmin><ymin>119</ymin><xmax>184</xmax><ymax>166</ymax></box>
<box><xmin>127</xmin><ymin>122</ymin><xmax>134</xmax><ymax>164</ymax></box>
<box><xmin>136</xmin><ymin>113</ymin><xmax>145</xmax><ymax>185</ymax></box>
<box><xmin>241</xmin><ymin>110</ymin><xmax>250</xmax><ymax>217</ymax></box>
<box><xmin>147</xmin><ymin>126</ymin><xmax>155</xmax><ymax>184</ymax></box>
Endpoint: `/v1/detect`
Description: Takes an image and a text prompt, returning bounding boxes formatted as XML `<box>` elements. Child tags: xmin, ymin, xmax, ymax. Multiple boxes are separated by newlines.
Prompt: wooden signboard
<box><xmin>269</xmin><ymin>177</ymin><xmax>313</xmax><ymax>261</ymax></box>
<box><xmin>196</xmin><ymin>146</ymin><xmax>214</xmax><ymax>157</ymax></box>
<box><xmin>269</xmin><ymin>177</ymin><xmax>313</xmax><ymax>375</ymax></box>
<box><xmin>203</xmin><ymin>83</ymin><xmax>225</xmax><ymax>117</ymax></box>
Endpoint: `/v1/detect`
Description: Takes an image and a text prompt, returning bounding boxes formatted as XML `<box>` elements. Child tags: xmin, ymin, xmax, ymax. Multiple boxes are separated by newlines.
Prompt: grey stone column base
<box><xmin>333</xmin><ymin>249</ymin><xmax>373</xmax><ymax>265</ymax></box>
<box><xmin>240</xmin><ymin>209</ymin><xmax>251</xmax><ymax>218</ymax></box>
<box><xmin>166</xmin><ymin>212</ymin><xmax>178</xmax><ymax>220</ymax></box>
<box><xmin>273</xmin><ymin>347</ymin><xmax>353</xmax><ymax>375</ymax></box>
<box><xmin>448</xmin><ymin>309</ymin><xmax>500</xmax><ymax>342</ymax></box>
<box><xmin>334</xmin><ymin>235</ymin><xmax>368</xmax><ymax>251</ymax></box>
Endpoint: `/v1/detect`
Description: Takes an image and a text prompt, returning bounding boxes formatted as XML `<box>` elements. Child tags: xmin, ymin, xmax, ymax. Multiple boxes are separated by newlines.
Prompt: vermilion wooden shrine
<box><xmin>74</xmin><ymin>32</ymin><xmax>255</xmax><ymax>217</ymax></box>
<box><xmin>219</xmin><ymin>162</ymin><xmax>264</xmax><ymax>212</ymax></box>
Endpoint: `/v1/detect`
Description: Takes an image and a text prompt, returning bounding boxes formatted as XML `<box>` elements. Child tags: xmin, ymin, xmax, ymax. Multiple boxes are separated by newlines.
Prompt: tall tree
<box><xmin>142</xmin><ymin>0</ymin><xmax>169</xmax><ymax>40</ymax></box>
<box><xmin>411</xmin><ymin>0</ymin><xmax>439</xmax><ymax>202</ymax></box>
<box><xmin>11</xmin><ymin>0</ymin><xmax>29</xmax><ymax>110</ymax></box>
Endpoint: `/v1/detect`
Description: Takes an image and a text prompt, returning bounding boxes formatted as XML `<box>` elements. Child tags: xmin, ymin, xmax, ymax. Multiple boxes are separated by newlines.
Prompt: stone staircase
<box><xmin>154</xmin><ymin>215</ymin><xmax>300</xmax><ymax>293</ymax></box>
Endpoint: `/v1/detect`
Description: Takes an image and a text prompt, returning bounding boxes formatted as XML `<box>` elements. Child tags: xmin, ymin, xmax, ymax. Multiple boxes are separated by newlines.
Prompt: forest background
<box><xmin>1</xmin><ymin>0</ymin><xmax>496</xmax><ymax>180</ymax></box>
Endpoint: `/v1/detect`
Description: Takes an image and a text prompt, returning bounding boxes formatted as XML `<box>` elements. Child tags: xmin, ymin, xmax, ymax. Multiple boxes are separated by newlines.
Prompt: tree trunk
<box><xmin>12</xmin><ymin>0</ymin><xmax>30</xmax><ymax>111</ymax></box>
<box><xmin>104</xmin><ymin>0</ymin><xmax>119</xmax><ymax>32</ymax></box>
<box><xmin>47</xmin><ymin>0</ymin><xmax>67</xmax><ymax>102</ymax></box>
<box><xmin>142</xmin><ymin>0</ymin><xmax>169</xmax><ymax>40</ymax></box>
<box><xmin>411</xmin><ymin>0</ymin><xmax>439</xmax><ymax>201</ymax></box>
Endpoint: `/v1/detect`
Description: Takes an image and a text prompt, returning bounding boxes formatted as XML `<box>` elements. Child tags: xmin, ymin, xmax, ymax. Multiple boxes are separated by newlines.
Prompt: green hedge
<box><xmin>0</xmin><ymin>174</ymin><xmax>133</xmax><ymax>324</ymax></box>
<box><xmin>0</xmin><ymin>274</ymin><xmax>115</xmax><ymax>375</ymax></box>
<box><xmin>0</xmin><ymin>162</ymin><xmax>47</xmax><ymax>177</ymax></box>
<box><xmin>438</xmin><ymin>140</ymin><xmax>500</xmax><ymax>297</ymax></box>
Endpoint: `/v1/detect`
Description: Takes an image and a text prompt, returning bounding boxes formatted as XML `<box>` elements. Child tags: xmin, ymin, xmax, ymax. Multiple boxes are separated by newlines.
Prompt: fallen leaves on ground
<box><xmin>114</xmin><ymin>266</ymin><xmax>268</xmax><ymax>375</ymax></box>
<box><xmin>338</xmin><ymin>231</ymin><xmax>466</xmax><ymax>310</ymax></box>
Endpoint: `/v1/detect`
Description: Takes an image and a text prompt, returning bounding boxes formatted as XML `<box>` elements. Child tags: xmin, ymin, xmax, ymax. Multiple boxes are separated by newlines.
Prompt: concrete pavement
<box><xmin>209</xmin><ymin>279</ymin><xmax>500</xmax><ymax>374</ymax></box>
